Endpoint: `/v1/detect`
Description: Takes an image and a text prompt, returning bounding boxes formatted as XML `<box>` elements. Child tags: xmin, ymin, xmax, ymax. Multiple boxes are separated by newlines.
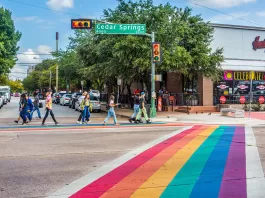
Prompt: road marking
<box><xmin>47</xmin><ymin>126</ymin><xmax>192</xmax><ymax>198</ymax></box>
<box><xmin>245</xmin><ymin>127</ymin><xmax>265</xmax><ymax>197</ymax></box>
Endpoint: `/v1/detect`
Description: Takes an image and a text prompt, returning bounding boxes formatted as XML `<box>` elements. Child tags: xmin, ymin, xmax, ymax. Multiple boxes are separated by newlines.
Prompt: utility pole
<box><xmin>49</xmin><ymin>70</ymin><xmax>52</xmax><ymax>89</ymax></box>
<box><xmin>56</xmin><ymin>32</ymin><xmax>59</xmax><ymax>92</ymax></box>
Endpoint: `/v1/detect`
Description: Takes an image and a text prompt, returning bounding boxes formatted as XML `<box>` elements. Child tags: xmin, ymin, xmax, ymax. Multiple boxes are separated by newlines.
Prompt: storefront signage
<box><xmin>257</xmin><ymin>85</ymin><xmax>265</xmax><ymax>90</ymax></box>
<box><xmin>219</xmin><ymin>96</ymin><xmax>226</xmax><ymax>104</ymax></box>
<box><xmin>259</xmin><ymin>96</ymin><xmax>265</xmax><ymax>104</ymax></box>
<box><xmin>217</xmin><ymin>84</ymin><xmax>229</xmax><ymax>89</ymax></box>
<box><xmin>237</xmin><ymin>84</ymin><xmax>248</xmax><ymax>90</ymax></box>
<box><xmin>239</xmin><ymin>96</ymin><xmax>246</xmax><ymax>104</ymax></box>
<box><xmin>224</xmin><ymin>71</ymin><xmax>265</xmax><ymax>81</ymax></box>
<box><xmin>253</xmin><ymin>36</ymin><xmax>265</xmax><ymax>51</ymax></box>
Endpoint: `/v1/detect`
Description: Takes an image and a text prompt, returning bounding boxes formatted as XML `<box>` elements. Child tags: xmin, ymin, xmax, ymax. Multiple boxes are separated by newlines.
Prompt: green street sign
<box><xmin>95</xmin><ymin>24</ymin><xmax>146</xmax><ymax>35</ymax></box>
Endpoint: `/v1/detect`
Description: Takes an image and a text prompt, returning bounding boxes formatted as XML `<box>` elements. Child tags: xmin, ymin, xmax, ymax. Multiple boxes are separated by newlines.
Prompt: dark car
<box><xmin>69</xmin><ymin>92</ymin><xmax>82</xmax><ymax>109</ymax></box>
<box><xmin>55</xmin><ymin>92</ymin><xmax>66</xmax><ymax>104</ymax></box>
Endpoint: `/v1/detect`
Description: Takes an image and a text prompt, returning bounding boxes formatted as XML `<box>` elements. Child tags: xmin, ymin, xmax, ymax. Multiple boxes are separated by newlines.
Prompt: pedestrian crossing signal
<box><xmin>152</xmin><ymin>42</ymin><xmax>162</xmax><ymax>63</ymax></box>
<box><xmin>71</xmin><ymin>19</ymin><xmax>92</xmax><ymax>29</ymax></box>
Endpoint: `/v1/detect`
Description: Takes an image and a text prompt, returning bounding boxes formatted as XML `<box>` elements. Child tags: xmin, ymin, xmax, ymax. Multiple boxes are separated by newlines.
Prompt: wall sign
<box><xmin>253</xmin><ymin>36</ymin><xmax>265</xmax><ymax>51</ymax></box>
<box><xmin>224</xmin><ymin>71</ymin><xmax>265</xmax><ymax>81</ymax></box>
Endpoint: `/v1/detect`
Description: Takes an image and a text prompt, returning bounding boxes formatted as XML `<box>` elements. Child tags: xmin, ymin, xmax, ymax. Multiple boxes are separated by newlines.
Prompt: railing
<box><xmin>214</xmin><ymin>94</ymin><xmax>265</xmax><ymax>105</ymax></box>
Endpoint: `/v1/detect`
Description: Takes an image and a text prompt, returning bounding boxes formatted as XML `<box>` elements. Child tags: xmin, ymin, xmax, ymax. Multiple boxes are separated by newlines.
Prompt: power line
<box><xmin>5</xmin><ymin>0</ymin><xmax>82</xmax><ymax>17</ymax></box>
<box><xmin>183</xmin><ymin>0</ymin><xmax>265</xmax><ymax>28</ymax></box>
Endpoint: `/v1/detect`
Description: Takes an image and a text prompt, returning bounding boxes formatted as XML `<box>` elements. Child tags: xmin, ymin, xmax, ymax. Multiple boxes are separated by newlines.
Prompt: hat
<box><xmin>141</xmin><ymin>92</ymin><xmax>145</xmax><ymax>95</ymax></box>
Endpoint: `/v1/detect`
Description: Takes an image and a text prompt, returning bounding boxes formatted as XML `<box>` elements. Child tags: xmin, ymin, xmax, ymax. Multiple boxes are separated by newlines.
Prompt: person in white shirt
<box><xmin>103</xmin><ymin>95</ymin><xmax>119</xmax><ymax>125</ymax></box>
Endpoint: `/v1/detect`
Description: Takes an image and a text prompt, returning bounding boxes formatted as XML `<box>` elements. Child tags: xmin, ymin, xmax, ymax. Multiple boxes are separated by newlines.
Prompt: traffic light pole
<box><xmin>146</xmin><ymin>32</ymin><xmax>157</xmax><ymax>118</ymax></box>
<box><xmin>56</xmin><ymin>32</ymin><xmax>59</xmax><ymax>93</ymax></box>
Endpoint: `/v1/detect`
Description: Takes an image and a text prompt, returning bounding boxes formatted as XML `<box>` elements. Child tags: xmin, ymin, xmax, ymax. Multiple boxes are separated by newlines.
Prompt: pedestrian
<box><xmin>14</xmin><ymin>95</ymin><xmax>23</xmax><ymax>124</ymax></box>
<box><xmin>42</xmin><ymin>90</ymin><xmax>59</xmax><ymax>126</ymax></box>
<box><xmin>26</xmin><ymin>94</ymin><xmax>34</xmax><ymax>121</ymax></box>
<box><xmin>31</xmin><ymin>92</ymin><xmax>41</xmax><ymax>119</ymax></box>
<box><xmin>19</xmin><ymin>93</ymin><xmax>28</xmax><ymax>125</ymax></box>
<box><xmin>103</xmin><ymin>95</ymin><xmax>119</xmax><ymax>125</ymax></box>
<box><xmin>129</xmin><ymin>92</ymin><xmax>140</xmax><ymax>123</ymax></box>
<box><xmin>77</xmin><ymin>91</ymin><xmax>87</xmax><ymax>124</ymax></box>
<box><xmin>135</xmin><ymin>92</ymin><xmax>151</xmax><ymax>124</ymax></box>
<box><xmin>81</xmin><ymin>94</ymin><xmax>92</xmax><ymax>124</ymax></box>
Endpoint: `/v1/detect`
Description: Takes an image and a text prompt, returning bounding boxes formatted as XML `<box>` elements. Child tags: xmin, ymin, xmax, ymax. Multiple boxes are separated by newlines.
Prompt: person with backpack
<box><xmin>129</xmin><ymin>92</ymin><xmax>140</xmax><ymax>123</ymax></box>
<box><xmin>14</xmin><ymin>95</ymin><xmax>23</xmax><ymax>124</ymax></box>
<box><xmin>26</xmin><ymin>94</ymin><xmax>34</xmax><ymax>122</ymax></box>
<box><xmin>31</xmin><ymin>92</ymin><xmax>41</xmax><ymax>119</ymax></box>
<box><xmin>103</xmin><ymin>95</ymin><xmax>119</xmax><ymax>125</ymax></box>
<box><xmin>80</xmin><ymin>94</ymin><xmax>92</xmax><ymax>124</ymax></box>
<box><xmin>135</xmin><ymin>92</ymin><xmax>151</xmax><ymax>124</ymax></box>
<box><xmin>77</xmin><ymin>91</ymin><xmax>87</xmax><ymax>124</ymax></box>
<box><xmin>42</xmin><ymin>90</ymin><xmax>59</xmax><ymax>126</ymax></box>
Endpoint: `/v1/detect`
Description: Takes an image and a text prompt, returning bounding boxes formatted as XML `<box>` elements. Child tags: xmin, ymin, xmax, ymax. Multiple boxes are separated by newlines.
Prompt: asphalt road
<box><xmin>0</xmin><ymin>125</ymin><xmax>178</xmax><ymax>198</ymax></box>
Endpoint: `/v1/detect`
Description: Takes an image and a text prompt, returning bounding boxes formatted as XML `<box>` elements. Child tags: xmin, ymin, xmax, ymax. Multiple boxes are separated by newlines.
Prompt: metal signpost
<box><xmin>81</xmin><ymin>81</ymin><xmax>84</xmax><ymax>93</ymax></box>
<box><xmin>249</xmin><ymin>71</ymin><xmax>254</xmax><ymax>118</ymax></box>
<box><xmin>95</xmin><ymin>24</ymin><xmax>146</xmax><ymax>35</ymax></box>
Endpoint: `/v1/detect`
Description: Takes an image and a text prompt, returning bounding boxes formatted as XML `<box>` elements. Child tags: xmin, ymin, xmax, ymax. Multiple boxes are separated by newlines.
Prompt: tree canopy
<box><xmin>0</xmin><ymin>7</ymin><xmax>21</xmax><ymax>75</ymax></box>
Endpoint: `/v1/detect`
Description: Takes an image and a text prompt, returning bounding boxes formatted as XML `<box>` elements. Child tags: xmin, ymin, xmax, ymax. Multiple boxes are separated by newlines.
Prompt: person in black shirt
<box><xmin>19</xmin><ymin>93</ymin><xmax>28</xmax><ymax>125</ymax></box>
<box><xmin>135</xmin><ymin>92</ymin><xmax>150</xmax><ymax>124</ymax></box>
<box><xmin>129</xmin><ymin>93</ymin><xmax>140</xmax><ymax>123</ymax></box>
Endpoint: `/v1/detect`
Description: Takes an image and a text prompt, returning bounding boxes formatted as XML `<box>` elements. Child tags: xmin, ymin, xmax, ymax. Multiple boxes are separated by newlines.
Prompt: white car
<box><xmin>0</xmin><ymin>92</ymin><xmax>8</xmax><ymax>104</ymax></box>
<box><xmin>60</xmin><ymin>94</ymin><xmax>72</xmax><ymax>106</ymax></box>
<box><xmin>0</xmin><ymin>96</ymin><xmax>3</xmax><ymax>109</ymax></box>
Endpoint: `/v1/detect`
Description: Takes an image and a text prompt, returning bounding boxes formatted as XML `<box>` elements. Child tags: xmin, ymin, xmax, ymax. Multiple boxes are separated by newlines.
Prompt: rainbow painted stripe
<box><xmin>60</xmin><ymin>125</ymin><xmax>264</xmax><ymax>198</ymax></box>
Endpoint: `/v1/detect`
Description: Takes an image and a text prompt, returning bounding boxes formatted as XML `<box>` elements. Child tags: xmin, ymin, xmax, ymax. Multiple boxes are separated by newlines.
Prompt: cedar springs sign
<box><xmin>95</xmin><ymin>24</ymin><xmax>146</xmax><ymax>35</ymax></box>
<box><xmin>224</xmin><ymin>71</ymin><xmax>265</xmax><ymax>81</ymax></box>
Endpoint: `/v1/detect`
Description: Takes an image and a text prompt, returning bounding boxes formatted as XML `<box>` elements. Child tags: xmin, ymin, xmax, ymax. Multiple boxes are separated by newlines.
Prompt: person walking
<box><xmin>42</xmin><ymin>90</ymin><xmax>59</xmax><ymax>126</ymax></box>
<box><xmin>31</xmin><ymin>92</ymin><xmax>41</xmax><ymax>119</ymax></box>
<box><xmin>19</xmin><ymin>93</ymin><xmax>28</xmax><ymax>125</ymax></box>
<box><xmin>129</xmin><ymin>92</ymin><xmax>140</xmax><ymax>123</ymax></box>
<box><xmin>26</xmin><ymin>94</ymin><xmax>34</xmax><ymax>122</ymax></box>
<box><xmin>135</xmin><ymin>92</ymin><xmax>151</xmax><ymax>124</ymax></box>
<box><xmin>103</xmin><ymin>95</ymin><xmax>119</xmax><ymax>126</ymax></box>
<box><xmin>77</xmin><ymin>91</ymin><xmax>87</xmax><ymax>124</ymax></box>
<box><xmin>80</xmin><ymin>94</ymin><xmax>92</xmax><ymax>124</ymax></box>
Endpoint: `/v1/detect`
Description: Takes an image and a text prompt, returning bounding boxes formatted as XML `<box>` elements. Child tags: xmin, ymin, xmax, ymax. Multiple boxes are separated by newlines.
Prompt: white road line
<box><xmin>245</xmin><ymin>127</ymin><xmax>265</xmax><ymax>198</ymax></box>
<box><xmin>47</xmin><ymin>126</ymin><xmax>192</xmax><ymax>198</ymax></box>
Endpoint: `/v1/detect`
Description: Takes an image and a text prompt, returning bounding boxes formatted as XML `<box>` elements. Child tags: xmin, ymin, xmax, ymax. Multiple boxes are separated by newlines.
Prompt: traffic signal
<box><xmin>152</xmin><ymin>42</ymin><xmax>162</xmax><ymax>63</ymax></box>
<box><xmin>71</xmin><ymin>19</ymin><xmax>92</xmax><ymax>29</ymax></box>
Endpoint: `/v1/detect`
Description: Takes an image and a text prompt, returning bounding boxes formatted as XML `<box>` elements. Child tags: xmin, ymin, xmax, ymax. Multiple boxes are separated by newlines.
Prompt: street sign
<box><xmin>95</xmin><ymin>24</ymin><xmax>146</xmax><ymax>35</ymax></box>
<box><xmin>81</xmin><ymin>81</ymin><xmax>84</xmax><ymax>85</ymax></box>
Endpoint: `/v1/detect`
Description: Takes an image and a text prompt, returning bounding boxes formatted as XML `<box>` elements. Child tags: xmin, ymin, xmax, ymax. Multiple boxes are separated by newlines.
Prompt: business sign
<box><xmin>259</xmin><ymin>96</ymin><xmax>265</xmax><ymax>104</ymax></box>
<box><xmin>239</xmin><ymin>96</ymin><xmax>246</xmax><ymax>104</ymax></box>
<box><xmin>219</xmin><ymin>96</ymin><xmax>226</xmax><ymax>104</ymax></box>
<box><xmin>224</xmin><ymin>71</ymin><xmax>265</xmax><ymax>81</ymax></box>
<box><xmin>253</xmin><ymin>36</ymin><xmax>265</xmax><ymax>51</ymax></box>
<box><xmin>95</xmin><ymin>24</ymin><xmax>146</xmax><ymax>35</ymax></box>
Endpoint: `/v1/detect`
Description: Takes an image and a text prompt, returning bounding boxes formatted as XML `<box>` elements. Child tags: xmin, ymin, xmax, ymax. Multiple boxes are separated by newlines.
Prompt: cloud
<box><xmin>9</xmin><ymin>46</ymin><xmax>53</xmax><ymax>80</ymax></box>
<box><xmin>256</xmin><ymin>11</ymin><xmax>265</xmax><ymax>17</ymax></box>
<box><xmin>36</xmin><ymin>45</ymin><xmax>52</xmax><ymax>54</ymax></box>
<box><xmin>15</xmin><ymin>16</ymin><xmax>39</xmax><ymax>22</ymax></box>
<box><xmin>191</xmin><ymin>0</ymin><xmax>256</xmax><ymax>8</ymax></box>
<box><xmin>46</xmin><ymin>0</ymin><xmax>74</xmax><ymax>10</ymax></box>
<box><xmin>207</xmin><ymin>12</ymin><xmax>250</xmax><ymax>23</ymax></box>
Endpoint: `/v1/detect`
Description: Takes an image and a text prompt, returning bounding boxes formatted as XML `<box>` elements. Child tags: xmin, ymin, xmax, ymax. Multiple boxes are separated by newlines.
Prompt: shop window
<box><xmin>233</xmin><ymin>81</ymin><xmax>251</xmax><ymax>95</ymax></box>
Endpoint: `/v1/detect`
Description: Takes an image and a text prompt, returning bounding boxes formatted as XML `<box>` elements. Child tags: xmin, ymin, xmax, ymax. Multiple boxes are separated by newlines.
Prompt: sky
<box><xmin>1</xmin><ymin>0</ymin><xmax>265</xmax><ymax>80</ymax></box>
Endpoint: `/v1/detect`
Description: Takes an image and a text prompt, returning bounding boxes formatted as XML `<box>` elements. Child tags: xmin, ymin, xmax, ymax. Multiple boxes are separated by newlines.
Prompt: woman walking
<box><xmin>103</xmin><ymin>95</ymin><xmax>119</xmax><ymax>126</ymax></box>
<box><xmin>80</xmin><ymin>94</ymin><xmax>92</xmax><ymax>124</ymax></box>
<box><xmin>135</xmin><ymin>92</ymin><xmax>151</xmax><ymax>124</ymax></box>
<box><xmin>19</xmin><ymin>93</ymin><xmax>28</xmax><ymax>125</ymax></box>
<box><xmin>42</xmin><ymin>90</ymin><xmax>59</xmax><ymax>126</ymax></box>
<box><xmin>77</xmin><ymin>91</ymin><xmax>87</xmax><ymax>124</ymax></box>
<box><xmin>129</xmin><ymin>92</ymin><xmax>140</xmax><ymax>123</ymax></box>
<box><xmin>31</xmin><ymin>92</ymin><xmax>41</xmax><ymax>119</ymax></box>
<box><xmin>14</xmin><ymin>95</ymin><xmax>23</xmax><ymax>124</ymax></box>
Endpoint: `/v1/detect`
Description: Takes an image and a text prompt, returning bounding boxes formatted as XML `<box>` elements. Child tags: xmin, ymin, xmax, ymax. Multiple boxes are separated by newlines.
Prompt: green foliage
<box><xmin>72</xmin><ymin>0</ymin><xmax>223</xmax><ymax>94</ymax></box>
<box><xmin>8</xmin><ymin>80</ymin><xmax>24</xmax><ymax>92</ymax></box>
<box><xmin>0</xmin><ymin>7</ymin><xmax>22</xmax><ymax>75</ymax></box>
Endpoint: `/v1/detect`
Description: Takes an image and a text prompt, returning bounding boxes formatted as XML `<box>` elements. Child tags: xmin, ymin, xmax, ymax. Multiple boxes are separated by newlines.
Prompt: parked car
<box><xmin>14</xmin><ymin>92</ymin><xmax>21</xmax><ymax>97</ymax></box>
<box><xmin>0</xmin><ymin>92</ymin><xmax>8</xmax><ymax>104</ymax></box>
<box><xmin>90</xmin><ymin>90</ymin><xmax>100</xmax><ymax>98</ymax></box>
<box><xmin>0</xmin><ymin>95</ymin><xmax>4</xmax><ymax>108</ymax></box>
<box><xmin>60</xmin><ymin>94</ymin><xmax>72</xmax><ymax>106</ymax></box>
<box><xmin>54</xmin><ymin>92</ymin><xmax>66</xmax><ymax>104</ymax></box>
<box><xmin>11</xmin><ymin>93</ymin><xmax>14</xmax><ymax>96</ymax></box>
<box><xmin>69</xmin><ymin>92</ymin><xmax>82</xmax><ymax>109</ymax></box>
<box><xmin>75</xmin><ymin>94</ymin><xmax>101</xmax><ymax>112</ymax></box>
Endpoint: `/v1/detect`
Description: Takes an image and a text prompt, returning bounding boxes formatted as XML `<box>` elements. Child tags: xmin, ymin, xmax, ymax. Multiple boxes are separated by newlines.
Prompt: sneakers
<box><xmin>22</xmin><ymin>122</ymin><xmax>27</xmax><ymax>125</ymax></box>
<box><xmin>14</xmin><ymin>120</ymin><xmax>18</xmax><ymax>124</ymax></box>
<box><xmin>77</xmin><ymin>121</ymin><xmax>82</xmax><ymax>124</ymax></box>
<box><xmin>55</xmin><ymin>122</ymin><xmax>59</xmax><ymax>125</ymax></box>
<box><xmin>103</xmin><ymin>121</ymin><xmax>106</xmax><ymax>126</ymax></box>
<box><xmin>129</xmin><ymin>118</ymin><xmax>132</xmax><ymax>123</ymax></box>
<box><xmin>41</xmin><ymin>123</ymin><xmax>46</xmax><ymax>126</ymax></box>
<box><xmin>146</xmin><ymin>119</ymin><xmax>151</xmax><ymax>124</ymax></box>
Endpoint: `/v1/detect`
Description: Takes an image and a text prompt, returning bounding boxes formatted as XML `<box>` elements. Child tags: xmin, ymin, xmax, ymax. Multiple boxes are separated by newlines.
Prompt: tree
<box><xmin>8</xmin><ymin>80</ymin><xmax>24</xmax><ymax>92</ymax></box>
<box><xmin>72</xmin><ymin>0</ymin><xmax>223</xmax><ymax>96</ymax></box>
<box><xmin>0</xmin><ymin>7</ymin><xmax>22</xmax><ymax>75</ymax></box>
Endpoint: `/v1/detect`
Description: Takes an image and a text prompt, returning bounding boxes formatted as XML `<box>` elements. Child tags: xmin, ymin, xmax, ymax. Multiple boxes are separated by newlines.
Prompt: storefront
<box><xmin>211</xmin><ymin>23</ymin><xmax>265</xmax><ymax>105</ymax></box>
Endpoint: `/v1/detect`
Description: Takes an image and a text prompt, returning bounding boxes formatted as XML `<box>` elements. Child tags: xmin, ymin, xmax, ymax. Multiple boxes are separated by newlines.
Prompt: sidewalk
<box><xmin>103</xmin><ymin>107</ymin><xmax>265</xmax><ymax>126</ymax></box>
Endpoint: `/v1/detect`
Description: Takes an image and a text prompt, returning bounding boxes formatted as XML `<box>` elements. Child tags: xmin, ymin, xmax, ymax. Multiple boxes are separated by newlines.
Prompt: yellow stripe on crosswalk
<box><xmin>131</xmin><ymin>126</ymin><xmax>218</xmax><ymax>198</ymax></box>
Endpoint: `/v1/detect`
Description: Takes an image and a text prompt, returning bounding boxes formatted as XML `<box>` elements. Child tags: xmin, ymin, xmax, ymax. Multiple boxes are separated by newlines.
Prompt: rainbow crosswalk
<box><xmin>49</xmin><ymin>125</ymin><xmax>265</xmax><ymax>198</ymax></box>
